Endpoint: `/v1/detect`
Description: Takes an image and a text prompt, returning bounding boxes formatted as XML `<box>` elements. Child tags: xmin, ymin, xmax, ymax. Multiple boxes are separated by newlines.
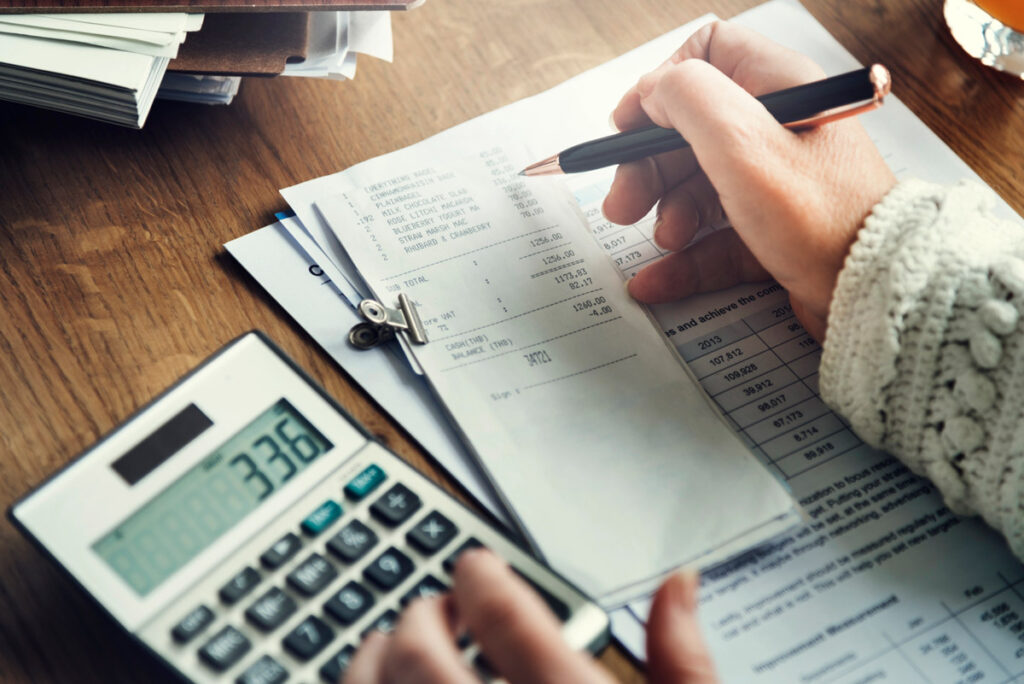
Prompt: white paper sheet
<box><xmin>348</xmin><ymin>11</ymin><xmax>392</xmax><ymax>62</ymax></box>
<box><xmin>29</xmin><ymin>12</ymin><xmax>202</xmax><ymax>34</ymax></box>
<box><xmin>0</xmin><ymin>32</ymin><xmax>160</xmax><ymax>91</ymax></box>
<box><xmin>0</xmin><ymin>24</ymin><xmax>187</xmax><ymax>57</ymax></box>
<box><xmin>0</xmin><ymin>15</ymin><xmax>187</xmax><ymax>45</ymax></box>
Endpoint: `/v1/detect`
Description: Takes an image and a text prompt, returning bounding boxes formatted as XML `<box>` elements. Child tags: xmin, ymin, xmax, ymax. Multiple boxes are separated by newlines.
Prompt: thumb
<box><xmin>646</xmin><ymin>569</ymin><xmax>718</xmax><ymax>684</ymax></box>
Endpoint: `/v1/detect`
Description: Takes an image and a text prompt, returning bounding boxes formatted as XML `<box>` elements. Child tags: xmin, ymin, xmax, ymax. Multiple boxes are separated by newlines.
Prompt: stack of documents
<box><xmin>0</xmin><ymin>12</ymin><xmax>203</xmax><ymax>127</ymax></box>
<box><xmin>0</xmin><ymin>9</ymin><xmax>393</xmax><ymax>126</ymax></box>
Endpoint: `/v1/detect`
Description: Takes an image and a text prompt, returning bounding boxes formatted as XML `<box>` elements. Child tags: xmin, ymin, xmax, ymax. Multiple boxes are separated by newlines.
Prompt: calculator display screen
<box><xmin>92</xmin><ymin>398</ymin><xmax>333</xmax><ymax>596</ymax></box>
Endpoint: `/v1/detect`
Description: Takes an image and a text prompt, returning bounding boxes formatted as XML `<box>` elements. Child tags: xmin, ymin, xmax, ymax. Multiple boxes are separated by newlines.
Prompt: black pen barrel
<box><xmin>757</xmin><ymin>66</ymin><xmax>875</xmax><ymax>122</ymax></box>
<box><xmin>558</xmin><ymin>66</ymin><xmax>875</xmax><ymax>173</ymax></box>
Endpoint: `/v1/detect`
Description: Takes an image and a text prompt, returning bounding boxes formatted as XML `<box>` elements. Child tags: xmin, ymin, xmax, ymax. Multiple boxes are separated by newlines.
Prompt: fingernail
<box><xmin>652</xmin><ymin>213</ymin><xmax>667</xmax><ymax>249</ymax></box>
<box><xmin>637</xmin><ymin>72</ymin><xmax>657</xmax><ymax>98</ymax></box>
<box><xmin>608</xmin><ymin>111</ymin><xmax>619</xmax><ymax>131</ymax></box>
<box><xmin>674</xmin><ymin>567</ymin><xmax>700</xmax><ymax>612</ymax></box>
<box><xmin>624</xmin><ymin>277</ymin><xmax>634</xmax><ymax>296</ymax></box>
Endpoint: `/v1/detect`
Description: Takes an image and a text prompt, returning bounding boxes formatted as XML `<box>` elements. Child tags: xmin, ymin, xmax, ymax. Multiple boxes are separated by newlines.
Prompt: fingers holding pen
<box><xmin>602</xmin><ymin>147</ymin><xmax>700</xmax><ymax>227</ymax></box>
<box><xmin>627</xmin><ymin>228</ymin><xmax>770</xmax><ymax>304</ymax></box>
<box><xmin>651</xmin><ymin>173</ymin><xmax>723</xmax><ymax>251</ymax></box>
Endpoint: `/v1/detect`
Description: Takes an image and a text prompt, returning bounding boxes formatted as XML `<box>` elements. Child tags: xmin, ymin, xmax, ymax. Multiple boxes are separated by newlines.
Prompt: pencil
<box><xmin>520</xmin><ymin>64</ymin><xmax>891</xmax><ymax>176</ymax></box>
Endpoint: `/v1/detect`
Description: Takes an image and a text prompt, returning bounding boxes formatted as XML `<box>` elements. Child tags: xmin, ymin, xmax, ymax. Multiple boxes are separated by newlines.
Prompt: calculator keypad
<box><xmin>324</xmin><ymin>582</ymin><xmax>375</xmax><ymax>625</ymax></box>
<box><xmin>283</xmin><ymin>615</ymin><xmax>334</xmax><ymax>660</ymax></box>
<box><xmin>407</xmin><ymin>510</ymin><xmax>459</xmax><ymax>554</ymax></box>
<box><xmin>260</xmin><ymin>533</ymin><xmax>302</xmax><ymax>569</ymax></box>
<box><xmin>326</xmin><ymin>519</ymin><xmax>378</xmax><ymax>563</ymax></box>
<box><xmin>164</xmin><ymin>460</ymin><xmax>578</xmax><ymax>683</ymax></box>
<box><xmin>363</xmin><ymin>547</ymin><xmax>415</xmax><ymax>590</ymax></box>
<box><xmin>286</xmin><ymin>553</ymin><xmax>338</xmax><ymax>597</ymax></box>
<box><xmin>235</xmin><ymin>655</ymin><xmax>288</xmax><ymax>684</ymax></box>
<box><xmin>199</xmin><ymin>625</ymin><xmax>252</xmax><ymax>671</ymax></box>
<box><xmin>301</xmin><ymin>500</ymin><xmax>344</xmax><ymax>536</ymax></box>
<box><xmin>344</xmin><ymin>464</ymin><xmax>387</xmax><ymax>500</ymax></box>
<box><xmin>370</xmin><ymin>483</ymin><xmax>421</xmax><ymax>526</ymax></box>
<box><xmin>219</xmin><ymin>567</ymin><xmax>261</xmax><ymax>605</ymax></box>
<box><xmin>245</xmin><ymin>587</ymin><xmax>297</xmax><ymax>632</ymax></box>
<box><xmin>171</xmin><ymin>604</ymin><xmax>214</xmax><ymax>644</ymax></box>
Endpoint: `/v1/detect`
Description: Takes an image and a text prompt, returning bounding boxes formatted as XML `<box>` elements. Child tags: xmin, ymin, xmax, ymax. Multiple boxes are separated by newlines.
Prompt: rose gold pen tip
<box><xmin>519</xmin><ymin>154</ymin><xmax>563</xmax><ymax>177</ymax></box>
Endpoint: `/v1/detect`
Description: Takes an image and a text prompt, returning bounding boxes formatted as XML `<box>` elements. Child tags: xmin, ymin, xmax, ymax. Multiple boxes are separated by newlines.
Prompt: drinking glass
<box><xmin>945</xmin><ymin>0</ymin><xmax>1024</xmax><ymax>77</ymax></box>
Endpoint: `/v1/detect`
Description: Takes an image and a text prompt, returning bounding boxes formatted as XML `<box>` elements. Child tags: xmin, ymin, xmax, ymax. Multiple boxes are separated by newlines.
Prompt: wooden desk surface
<box><xmin>0</xmin><ymin>0</ymin><xmax>1021</xmax><ymax>681</ymax></box>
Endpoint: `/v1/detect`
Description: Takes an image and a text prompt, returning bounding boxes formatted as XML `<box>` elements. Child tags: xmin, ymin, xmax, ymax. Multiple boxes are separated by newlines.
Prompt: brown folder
<box><xmin>169</xmin><ymin>12</ymin><xmax>311</xmax><ymax>75</ymax></box>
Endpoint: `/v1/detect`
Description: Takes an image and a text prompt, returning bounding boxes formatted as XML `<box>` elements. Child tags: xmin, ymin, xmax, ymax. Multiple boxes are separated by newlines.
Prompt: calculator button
<box><xmin>345</xmin><ymin>464</ymin><xmax>387</xmax><ymax>501</ymax></box>
<box><xmin>512</xmin><ymin>568</ymin><xmax>571</xmax><ymax>621</ymax></box>
<box><xmin>370</xmin><ymin>483</ymin><xmax>421</xmax><ymax>526</ymax></box>
<box><xmin>324</xmin><ymin>581</ymin><xmax>375</xmax><ymax>625</ymax></box>
<box><xmin>283</xmin><ymin>615</ymin><xmax>335</xmax><ymax>661</ymax></box>
<box><xmin>360</xmin><ymin>609</ymin><xmax>399</xmax><ymax>639</ymax></box>
<box><xmin>326</xmin><ymin>519</ymin><xmax>378</xmax><ymax>563</ymax></box>
<box><xmin>442</xmin><ymin>537</ymin><xmax>484</xmax><ymax>573</ymax></box>
<box><xmin>363</xmin><ymin>547</ymin><xmax>415</xmax><ymax>590</ymax></box>
<box><xmin>235</xmin><ymin>654</ymin><xmax>288</xmax><ymax>684</ymax></box>
<box><xmin>220</xmin><ymin>566</ymin><xmax>262</xmax><ymax>605</ymax></box>
<box><xmin>198</xmin><ymin>625</ymin><xmax>252</xmax><ymax>672</ymax></box>
<box><xmin>245</xmin><ymin>587</ymin><xmax>298</xmax><ymax>632</ymax></box>
<box><xmin>261</xmin><ymin>532</ymin><xmax>302</xmax><ymax>569</ymax></box>
<box><xmin>406</xmin><ymin>511</ymin><xmax>459</xmax><ymax>555</ymax></box>
<box><xmin>301</xmin><ymin>499</ymin><xmax>344</xmax><ymax>536</ymax></box>
<box><xmin>287</xmin><ymin>553</ymin><xmax>338</xmax><ymax>597</ymax></box>
<box><xmin>400</xmin><ymin>574</ymin><xmax>448</xmax><ymax>606</ymax></box>
<box><xmin>171</xmin><ymin>604</ymin><xmax>214</xmax><ymax>644</ymax></box>
<box><xmin>319</xmin><ymin>645</ymin><xmax>356</xmax><ymax>683</ymax></box>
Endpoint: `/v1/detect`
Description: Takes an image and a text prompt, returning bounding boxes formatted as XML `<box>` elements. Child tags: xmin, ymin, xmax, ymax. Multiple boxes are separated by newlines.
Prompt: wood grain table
<box><xmin>1</xmin><ymin>0</ymin><xmax>1021</xmax><ymax>681</ymax></box>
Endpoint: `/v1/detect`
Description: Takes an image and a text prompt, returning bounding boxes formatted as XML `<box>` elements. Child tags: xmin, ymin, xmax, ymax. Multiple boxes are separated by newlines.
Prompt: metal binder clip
<box><xmin>348</xmin><ymin>293</ymin><xmax>428</xmax><ymax>350</ymax></box>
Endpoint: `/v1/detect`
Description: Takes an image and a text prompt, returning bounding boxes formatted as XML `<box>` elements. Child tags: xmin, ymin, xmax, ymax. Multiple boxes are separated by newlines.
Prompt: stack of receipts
<box><xmin>229</xmin><ymin>0</ymin><xmax>1024</xmax><ymax>680</ymax></box>
<box><xmin>0</xmin><ymin>13</ymin><xmax>203</xmax><ymax>127</ymax></box>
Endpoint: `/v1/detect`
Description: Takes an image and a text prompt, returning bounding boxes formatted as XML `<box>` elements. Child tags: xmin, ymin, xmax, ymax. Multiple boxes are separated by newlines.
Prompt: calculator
<box><xmin>9</xmin><ymin>332</ymin><xmax>609</xmax><ymax>683</ymax></box>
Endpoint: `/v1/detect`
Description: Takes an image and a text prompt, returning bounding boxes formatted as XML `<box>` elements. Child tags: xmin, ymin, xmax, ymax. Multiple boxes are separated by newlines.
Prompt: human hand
<box><xmin>342</xmin><ymin>549</ymin><xmax>718</xmax><ymax>683</ymax></box>
<box><xmin>603</xmin><ymin>22</ymin><xmax>897</xmax><ymax>341</ymax></box>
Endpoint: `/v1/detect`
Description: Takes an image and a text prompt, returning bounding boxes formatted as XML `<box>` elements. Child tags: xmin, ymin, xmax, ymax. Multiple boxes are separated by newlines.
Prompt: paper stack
<box><xmin>0</xmin><ymin>9</ymin><xmax>394</xmax><ymax>127</ymax></box>
<box><xmin>0</xmin><ymin>13</ymin><xmax>202</xmax><ymax>127</ymax></box>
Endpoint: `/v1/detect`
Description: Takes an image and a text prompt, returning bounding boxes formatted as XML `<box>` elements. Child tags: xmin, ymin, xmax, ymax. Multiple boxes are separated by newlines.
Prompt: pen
<box><xmin>519</xmin><ymin>64</ymin><xmax>891</xmax><ymax>176</ymax></box>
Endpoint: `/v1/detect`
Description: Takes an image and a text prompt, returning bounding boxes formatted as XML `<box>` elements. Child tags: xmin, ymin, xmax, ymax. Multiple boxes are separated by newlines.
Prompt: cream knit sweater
<box><xmin>820</xmin><ymin>178</ymin><xmax>1024</xmax><ymax>557</ymax></box>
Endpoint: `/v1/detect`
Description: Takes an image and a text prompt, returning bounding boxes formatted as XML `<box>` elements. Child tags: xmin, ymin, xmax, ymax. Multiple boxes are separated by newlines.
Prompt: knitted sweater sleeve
<box><xmin>819</xmin><ymin>178</ymin><xmax>1024</xmax><ymax>557</ymax></box>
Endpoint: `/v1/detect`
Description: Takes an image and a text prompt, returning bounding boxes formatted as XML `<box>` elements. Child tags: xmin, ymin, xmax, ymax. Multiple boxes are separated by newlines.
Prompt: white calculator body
<box><xmin>9</xmin><ymin>332</ymin><xmax>609</xmax><ymax>683</ymax></box>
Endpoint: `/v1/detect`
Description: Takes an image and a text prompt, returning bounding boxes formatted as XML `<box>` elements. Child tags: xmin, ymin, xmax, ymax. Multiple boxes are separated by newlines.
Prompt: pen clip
<box><xmin>783</xmin><ymin>64</ymin><xmax>891</xmax><ymax>130</ymax></box>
